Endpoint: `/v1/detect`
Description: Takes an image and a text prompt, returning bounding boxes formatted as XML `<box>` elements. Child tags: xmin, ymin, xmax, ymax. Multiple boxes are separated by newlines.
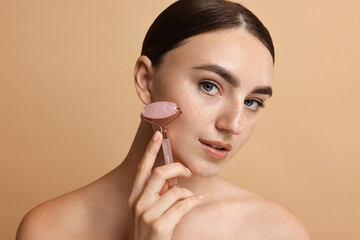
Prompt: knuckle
<box><xmin>152</xmin><ymin>167</ymin><xmax>165</xmax><ymax>178</ymax></box>
<box><xmin>133</xmin><ymin>199</ymin><xmax>143</xmax><ymax>214</ymax></box>
<box><xmin>137</xmin><ymin>163</ymin><xmax>145</xmax><ymax>172</ymax></box>
<box><xmin>151</xmin><ymin>220</ymin><xmax>164</xmax><ymax>234</ymax></box>
<box><xmin>140</xmin><ymin>211</ymin><xmax>152</xmax><ymax>224</ymax></box>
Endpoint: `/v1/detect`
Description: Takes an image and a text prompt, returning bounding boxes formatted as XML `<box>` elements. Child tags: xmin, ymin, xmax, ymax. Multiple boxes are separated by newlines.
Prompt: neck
<box><xmin>119</xmin><ymin>121</ymin><xmax>151</xmax><ymax>173</ymax></box>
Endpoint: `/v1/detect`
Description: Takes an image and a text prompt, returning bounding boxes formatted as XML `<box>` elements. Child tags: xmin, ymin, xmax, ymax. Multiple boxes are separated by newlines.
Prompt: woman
<box><xmin>17</xmin><ymin>0</ymin><xmax>309</xmax><ymax>239</ymax></box>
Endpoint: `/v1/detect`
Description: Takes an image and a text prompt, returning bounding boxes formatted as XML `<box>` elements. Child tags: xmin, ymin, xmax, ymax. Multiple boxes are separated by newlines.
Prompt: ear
<box><xmin>134</xmin><ymin>55</ymin><xmax>154</xmax><ymax>105</ymax></box>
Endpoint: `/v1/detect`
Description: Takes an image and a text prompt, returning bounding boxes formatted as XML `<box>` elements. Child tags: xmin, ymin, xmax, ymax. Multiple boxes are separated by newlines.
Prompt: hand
<box><xmin>127</xmin><ymin>131</ymin><xmax>204</xmax><ymax>240</ymax></box>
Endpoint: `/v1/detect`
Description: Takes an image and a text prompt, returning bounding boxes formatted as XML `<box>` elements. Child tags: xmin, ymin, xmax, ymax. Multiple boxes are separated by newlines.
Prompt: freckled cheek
<box><xmin>180</xmin><ymin>103</ymin><xmax>209</xmax><ymax>128</ymax></box>
<box><xmin>247</xmin><ymin>114</ymin><xmax>259</xmax><ymax>129</ymax></box>
<box><xmin>169</xmin><ymin>113</ymin><xmax>199</xmax><ymax>137</ymax></box>
<box><xmin>166</xmin><ymin>105</ymin><xmax>206</xmax><ymax>148</ymax></box>
<box><xmin>239</xmin><ymin>117</ymin><xmax>258</xmax><ymax>143</ymax></box>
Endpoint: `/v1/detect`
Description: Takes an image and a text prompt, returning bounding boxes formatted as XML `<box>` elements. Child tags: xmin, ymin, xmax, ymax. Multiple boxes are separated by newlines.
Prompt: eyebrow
<box><xmin>192</xmin><ymin>64</ymin><xmax>240</xmax><ymax>87</ymax></box>
<box><xmin>192</xmin><ymin>64</ymin><xmax>273</xmax><ymax>96</ymax></box>
<box><xmin>251</xmin><ymin>86</ymin><xmax>273</xmax><ymax>96</ymax></box>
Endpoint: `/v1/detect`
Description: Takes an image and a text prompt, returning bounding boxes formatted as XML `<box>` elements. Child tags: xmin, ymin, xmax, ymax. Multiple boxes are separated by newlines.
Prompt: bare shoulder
<box><xmin>221</xmin><ymin>179</ymin><xmax>310</xmax><ymax>240</ymax></box>
<box><xmin>240</xmin><ymin>194</ymin><xmax>310</xmax><ymax>239</ymax></box>
<box><xmin>16</xmin><ymin>188</ymin><xmax>93</xmax><ymax>240</ymax></box>
<box><xmin>16</xmin><ymin>172</ymin><xmax>127</xmax><ymax>240</ymax></box>
<box><xmin>174</xmin><ymin>177</ymin><xmax>310</xmax><ymax>240</ymax></box>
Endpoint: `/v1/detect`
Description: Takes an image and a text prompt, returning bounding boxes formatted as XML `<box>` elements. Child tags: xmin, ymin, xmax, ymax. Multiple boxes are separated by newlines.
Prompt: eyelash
<box><xmin>199</xmin><ymin>80</ymin><xmax>266</xmax><ymax>110</ymax></box>
<box><xmin>244</xmin><ymin>99</ymin><xmax>265</xmax><ymax>111</ymax></box>
<box><xmin>199</xmin><ymin>80</ymin><xmax>221</xmax><ymax>95</ymax></box>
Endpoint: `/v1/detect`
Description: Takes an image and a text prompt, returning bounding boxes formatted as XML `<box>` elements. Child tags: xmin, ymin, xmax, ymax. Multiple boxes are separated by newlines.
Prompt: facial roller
<box><xmin>140</xmin><ymin>101</ymin><xmax>182</xmax><ymax>187</ymax></box>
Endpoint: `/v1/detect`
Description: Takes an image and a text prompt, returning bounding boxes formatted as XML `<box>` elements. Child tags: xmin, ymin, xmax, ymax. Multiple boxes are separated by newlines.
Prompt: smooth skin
<box><xmin>17</xmin><ymin>29</ymin><xmax>310</xmax><ymax>240</ymax></box>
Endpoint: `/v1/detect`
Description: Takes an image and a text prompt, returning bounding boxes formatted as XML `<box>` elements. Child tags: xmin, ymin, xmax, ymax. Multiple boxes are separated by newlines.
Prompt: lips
<box><xmin>199</xmin><ymin>139</ymin><xmax>232</xmax><ymax>151</ymax></box>
<box><xmin>199</xmin><ymin>139</ymin><xmax>231</xmax><ymax>160</ymax></box>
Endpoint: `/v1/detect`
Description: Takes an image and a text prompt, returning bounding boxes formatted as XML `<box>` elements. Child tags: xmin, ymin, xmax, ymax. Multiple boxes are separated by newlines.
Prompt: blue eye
<box><xmin>200</xmin><ymin>81</ymin><xmax>220</xmax><ymax>95</ymax></box>
<box><xmin>244</xmin><ymin>99</ymin><xmax>264</xmax><ymax>111</ymax></box>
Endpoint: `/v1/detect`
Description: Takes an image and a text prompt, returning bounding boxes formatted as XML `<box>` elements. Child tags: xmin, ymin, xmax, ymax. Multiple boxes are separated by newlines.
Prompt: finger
<box><xmin>134</xmin><ymin>163</ymin><xmax>192</xmax><ymax>211</ymax></box>
<box><xmin>153</xmin><ymin>196</ymin><xmax>204</xmax><ymax>234</ymax></box>
<box><xmin>143</xmin><ymin>163</ymin><xmax>192</xmax><ymax>197</ymax></box>
<box><xmin>129</xmin><ymin>131</ymin><xmax>163</xmax><ymax>203</ymax></box>
<box><xmin>143</xmin><ymin>187</ymin><xmax>195</xmax><ymax>221</ymax></box>
<box><xmin>159</xmin><ymin>180</ymin><xmax>170</xmax><ymax>196</ymax></box>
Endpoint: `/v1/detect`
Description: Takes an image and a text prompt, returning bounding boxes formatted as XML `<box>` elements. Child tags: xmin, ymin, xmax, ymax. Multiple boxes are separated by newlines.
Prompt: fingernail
<box><xmin>152</xmin><ymin>131</ymin><xmax>161</xmax><ymax>142</ymax></box>
<box><xmin>197</xmin><ymin>195</ymin><xmax>204</xmax><ymax>200</ymax></box>
<box><xmin>185</xmin><ymin>167</ymin><xmax>192</xmax><ymax>175</ymax></box>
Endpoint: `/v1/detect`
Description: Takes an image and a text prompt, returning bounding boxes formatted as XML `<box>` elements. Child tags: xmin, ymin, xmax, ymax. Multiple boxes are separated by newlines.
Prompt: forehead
<box><xmin>159</xmin><ymin>28</ymin><xmax>274</xmax><ymax>86</ymax></box>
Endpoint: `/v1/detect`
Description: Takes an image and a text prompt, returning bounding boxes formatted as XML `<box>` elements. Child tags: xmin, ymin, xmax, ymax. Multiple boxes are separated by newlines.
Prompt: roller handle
<box><xmin>161</xmin><ymin>138</ymin><xmax>178</xmax><ymax>187</ymax></box>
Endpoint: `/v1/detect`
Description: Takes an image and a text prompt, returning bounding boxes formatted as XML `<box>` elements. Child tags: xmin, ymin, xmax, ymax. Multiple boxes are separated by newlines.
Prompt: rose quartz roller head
<box><xmin>141</xmin><ymin>101</ymin><xmax>182</xmax><ymax>187</ymax></box>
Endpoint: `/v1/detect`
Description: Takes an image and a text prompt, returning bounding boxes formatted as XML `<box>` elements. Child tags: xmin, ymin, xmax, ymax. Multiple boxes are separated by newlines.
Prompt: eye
<box><xmin>244</xmin><ymin>99</ymin><xmax>264</xmax><ymax>111</ymax></box>
<box><xmin>199</xmin><ymin>80</ymin><xmax>220</xmax><ymax>95</ymax></box>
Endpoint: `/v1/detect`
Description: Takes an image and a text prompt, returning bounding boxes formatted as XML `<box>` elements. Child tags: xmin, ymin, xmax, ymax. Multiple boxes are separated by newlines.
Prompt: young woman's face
<box><xmin>149</xmin><ymin>28</ymin><xmax>273</xmax><ymax>177</ymax></box>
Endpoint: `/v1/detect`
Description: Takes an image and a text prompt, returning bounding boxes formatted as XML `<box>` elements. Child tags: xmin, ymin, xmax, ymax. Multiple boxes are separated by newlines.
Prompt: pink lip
<box><xmin>199</xmin><ymin>139</ymin><xmax>231</xmax><ymax>160</ymax></box>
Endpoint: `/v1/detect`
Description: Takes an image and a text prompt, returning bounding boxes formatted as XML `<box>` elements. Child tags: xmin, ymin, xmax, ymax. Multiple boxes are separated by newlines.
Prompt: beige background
<box><xmin>1</xmin><ymin>0</ymin><xmax>359</xmax><ymax>239</ymax></box>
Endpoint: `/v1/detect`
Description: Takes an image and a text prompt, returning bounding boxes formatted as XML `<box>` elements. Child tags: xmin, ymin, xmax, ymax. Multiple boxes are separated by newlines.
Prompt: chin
<box><xmin>177</xmin><ymin>157</ymin><xmax>223</xmax><ymax>178</ymax></box>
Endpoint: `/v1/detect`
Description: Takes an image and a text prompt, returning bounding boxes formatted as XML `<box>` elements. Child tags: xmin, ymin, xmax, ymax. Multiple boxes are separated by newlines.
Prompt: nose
<box><xmin>215</xmin><ymin>102</ymin><xmax>245</xmax><ymax>135</ymax></box>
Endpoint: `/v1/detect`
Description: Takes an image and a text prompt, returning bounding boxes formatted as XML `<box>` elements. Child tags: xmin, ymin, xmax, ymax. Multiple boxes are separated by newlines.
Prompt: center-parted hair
<box><xmin>141</xmin><ymin>0</ymin><xmax>274</xmax><ymax>67</ymax></box>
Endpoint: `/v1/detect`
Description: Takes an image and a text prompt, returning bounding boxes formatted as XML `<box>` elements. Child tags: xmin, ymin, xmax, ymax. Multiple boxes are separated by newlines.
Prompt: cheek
<box><xmin>246</xmin><ymin>112</ymin><xmax>259</xmax><ymax>132</ymax></box>
<box><xmin>166</xmin><ymin>103</ymin><xmax>206</xmax><ymax>151</ymax></box>
<box><xmin>167</xmin><ymin>106</ymin><xmax>202</xmax><ymax>139</ymax></box>
<box><xmin>150</xmin><ymin>78</ymin><xmax>173</xmax><ymax>102</ymax></box>
<box><xmin>235</xmin><ymin>115</ymin><xmax>258</xmax><ymax>149</ymax></box>
<box><xmin>151</xmin><ymin>72</ymin><xmax>198</xmax><ymax>104</ymax></box>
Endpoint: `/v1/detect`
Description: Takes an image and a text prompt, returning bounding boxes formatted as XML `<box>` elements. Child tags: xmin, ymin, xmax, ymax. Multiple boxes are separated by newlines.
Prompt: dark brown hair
<box><xmin>141</xmin><ymin>0</ymin><xmax>275</xmax><ymax>67</ymax></box>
